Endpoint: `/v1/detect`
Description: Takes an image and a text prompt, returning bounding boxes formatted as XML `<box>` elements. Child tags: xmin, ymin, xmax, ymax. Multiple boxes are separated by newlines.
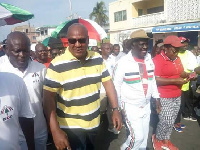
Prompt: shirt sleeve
<box><xmin>187</xmin><ymin>51</ymin><xmax>198</xmax><ymax>71</ymax></box>
<box><xmin>18</xmin><ymin>79</ymin><xmax>35</xmax><ymax>118</ymax></box>
<box><xmin>101</xmin><ymin>60</ymin><xmax>111</xmax><ymax>83</ymax></box>
<box><xmin>43</xmin><ymin>63</ymin><xmax>62</xmax><ymax>93</ymax></box>
<box><xmin>112</xmin><ymin>62</ymin><xmax>124</xmax><ymax>107</ymax></box>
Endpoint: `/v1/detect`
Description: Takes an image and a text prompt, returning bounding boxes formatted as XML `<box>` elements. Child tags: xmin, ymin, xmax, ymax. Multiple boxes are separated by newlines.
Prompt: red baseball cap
<box><xmin>164</xmin><ymin>35</ymin><xmax>184</xmax><ymax>47</ymax></box>
<box><xmin>179</xmin><ymin>36</ymin><xmax>190</xmax><ymax>43</ymax></box>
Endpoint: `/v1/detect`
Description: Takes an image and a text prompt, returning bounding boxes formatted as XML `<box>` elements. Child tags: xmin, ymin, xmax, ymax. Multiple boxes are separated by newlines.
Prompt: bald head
<box><xmin>6</xmin><ymin>31</ymin><xmax>31</xmax><ymax>71</ymax></box>
<box><xmin>66</xmin><ymin>23</ymin><xmax>89</xmax><ymax>62</ymax></box>
<box><xmin>35</xmin><ymin>43</ymin><xmax>46</xmax><ymax>51</ymax></box>
<box><xmin>7</xmin><ymin>31</ymin><xmax>30</xmax><ymax>47</ymax></box>
<box><xmin>35</xmin><ymin>43</ymin><xmax>48</xmax><ymax>63</ymax></box>
<box><xmin>67</xmin><ymin>23</ymin><xmax>88</xmax><ymax>38</ymax></box>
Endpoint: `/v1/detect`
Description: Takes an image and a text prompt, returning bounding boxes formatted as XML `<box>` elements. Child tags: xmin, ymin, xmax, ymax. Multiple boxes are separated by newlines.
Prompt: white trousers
<box><xmin>121</xmin><ymin>102</ymin><xmax>151</xmax><ymax>150</ymax></box>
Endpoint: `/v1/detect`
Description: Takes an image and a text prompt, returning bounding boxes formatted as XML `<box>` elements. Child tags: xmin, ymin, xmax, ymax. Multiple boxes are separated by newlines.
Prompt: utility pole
<box><xmin>68</xmin><ymin>0</ymin><xmax>72</xmax><ymax>19</ymax></box>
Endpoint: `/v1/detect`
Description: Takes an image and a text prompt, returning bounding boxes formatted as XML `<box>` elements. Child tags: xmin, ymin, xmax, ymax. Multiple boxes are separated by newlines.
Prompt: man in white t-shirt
<box><xmin>0</xmin><ymin>72</ymin><xmax>35</xmax><ymax>150</ymax></box>
<box><xmin>0</xmin><ymin>31</ymin><xmax>48</xmax><ymax>150</ymax></box>
<box><xmin>100</xmin><ymin>43</ymin><xmax>119</xmax><ymax>134</ymax></box>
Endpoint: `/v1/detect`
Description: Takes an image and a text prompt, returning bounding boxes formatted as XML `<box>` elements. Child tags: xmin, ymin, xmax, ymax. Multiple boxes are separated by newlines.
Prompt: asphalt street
<box><xmin>47</xmin><ymin>113</ymin><xmax>200</xmax><ymax>150</ymax></box>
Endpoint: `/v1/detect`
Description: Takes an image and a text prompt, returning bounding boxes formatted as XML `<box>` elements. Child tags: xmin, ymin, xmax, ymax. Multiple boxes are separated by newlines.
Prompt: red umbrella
<box><xmin>51</xmin><ymin>18</ymin><xmax>107</xmax><ymax>46</ymax></box>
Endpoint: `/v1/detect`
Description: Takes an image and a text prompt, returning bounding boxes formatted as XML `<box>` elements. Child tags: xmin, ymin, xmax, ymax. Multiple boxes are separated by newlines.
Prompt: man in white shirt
<box><xmin>1</xmin><ymin>31</ymin><xmax>48</xmax><ymax>150</ymax></box>
<box><xmin>113</xmin><ymin>29</ymin><xmax>160</xmax><ymax>149</ymax></box>
<box><xmin>0</xmin><ymin>72</ymin><xmax>35</xmax><ymax>150</ymax></box>
<box><xmin>100</xmin><ymin>43</ymin><xmax>119</xmax><ymax>134</ymax></box>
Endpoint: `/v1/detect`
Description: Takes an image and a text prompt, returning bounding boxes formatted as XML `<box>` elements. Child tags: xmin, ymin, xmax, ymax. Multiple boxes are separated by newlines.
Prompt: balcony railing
<box><xmin>132</xmin><ymin>12</ymin><xmax>165</xmax><ymax>28</ymax></box>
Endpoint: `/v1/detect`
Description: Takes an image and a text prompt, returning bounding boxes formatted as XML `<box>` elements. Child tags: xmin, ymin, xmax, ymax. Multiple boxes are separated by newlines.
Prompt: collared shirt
<box><xmin>178</xmin><ymin>50</ymin><xmax>198</xmax><ymax>91</ymax></box>
<box><xmin>0</xmin><ymin>58</ymin><xmax>47</xmax><ymax>141</ymax></box>
<box><xmin>44</xmin><ymin>47</ymin><xmax>111</xmax><ymax>130</ymax></box>
<box><xmin>0</xmin><ymin>72</ymin><xmax>34</xmax><ymax>150</ymax></box>
<box><xmin>153</xmin><ymin>51</ymin><xmax>184</xmax><ymax>98</ymax></box>
<box><xmin>113</xmin><ymin>52</ymin><xmax>159</xmax><ymax>108</ymax></box>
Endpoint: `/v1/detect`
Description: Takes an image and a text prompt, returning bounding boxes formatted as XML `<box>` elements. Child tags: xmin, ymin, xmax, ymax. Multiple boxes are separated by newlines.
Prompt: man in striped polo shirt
<box><xmin>43</xmin><ymin>23</ymin><xmax>122</xmax><ymax>150</ymax></box>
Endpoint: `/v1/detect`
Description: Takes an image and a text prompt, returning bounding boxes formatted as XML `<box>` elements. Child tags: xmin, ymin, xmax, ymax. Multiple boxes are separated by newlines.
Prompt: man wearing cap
<box><xmin>152</xmin><ymin>35</ymin><xmax>189</xmax><ymax>150</ymax></box>
<box><xmin>174</xmin><ymin>37</ymin><xmax>198</xmax><ymax>131</ymax></box>
<box><xmin>113</xmin><ymin>29</ymin><xmax>160</xmax><ymax>149</ymax></box>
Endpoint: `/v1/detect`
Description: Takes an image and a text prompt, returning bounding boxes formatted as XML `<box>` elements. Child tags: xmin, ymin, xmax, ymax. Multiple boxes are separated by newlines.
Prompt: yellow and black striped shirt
<box><xmin>44</xmin><ymin>48</ymin><xmax>110</xmax><ymax>130</ymax></box>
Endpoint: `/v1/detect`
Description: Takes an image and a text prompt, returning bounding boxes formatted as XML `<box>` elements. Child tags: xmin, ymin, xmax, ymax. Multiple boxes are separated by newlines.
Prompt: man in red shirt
<box><xmin>152</xmin><ymin>35</ymin><xmax>188</xmax><ymax>150</ymax></box>
<box><xmin>35</xmin><ymin>43</ymin><xmax>51</xmax><ymax>68</ymax></box>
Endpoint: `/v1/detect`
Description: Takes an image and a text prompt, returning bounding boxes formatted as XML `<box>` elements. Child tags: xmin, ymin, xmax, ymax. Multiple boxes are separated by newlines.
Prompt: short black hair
<box><xmin>113</xmin><ymin>44</ymin><xmax>120</xmax><ymax>48</ymax></box>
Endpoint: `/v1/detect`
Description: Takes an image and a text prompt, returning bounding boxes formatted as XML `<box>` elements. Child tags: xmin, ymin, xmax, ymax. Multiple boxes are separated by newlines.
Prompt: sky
<box><xmin>0</xmin><ymin>0</ymin><xmax>115</xmax><ymax>41</ymax></box>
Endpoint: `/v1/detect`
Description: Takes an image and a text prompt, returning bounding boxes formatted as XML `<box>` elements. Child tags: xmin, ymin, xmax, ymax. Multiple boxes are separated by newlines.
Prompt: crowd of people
<box><xmin>0</xmin><ymin>23</ymin><xmax>200</xmax><ymax>150</ymax></box>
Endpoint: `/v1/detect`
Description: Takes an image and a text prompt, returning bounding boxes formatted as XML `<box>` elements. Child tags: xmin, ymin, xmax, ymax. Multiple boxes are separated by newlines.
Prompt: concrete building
<box><xmin>109</xmin><ymin>0</ymin><xmax>200</xmax><ymax>47</ymax></box>
<box><xmin>36</xmin><ymin>25</ymin><xmax>57</xmax><ymax>42</ymax></box>
<box><xmin>12</xmin><ymin>25</ymin><xmax>39</xmax><ymax>44</ymax></box>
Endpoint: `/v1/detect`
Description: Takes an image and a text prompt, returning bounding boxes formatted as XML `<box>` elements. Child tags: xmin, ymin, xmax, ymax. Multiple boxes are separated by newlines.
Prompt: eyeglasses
<box><xmin>68</xmin><ymin>38</ymin><xmax>87</xmax><ymax>44</ymax></box>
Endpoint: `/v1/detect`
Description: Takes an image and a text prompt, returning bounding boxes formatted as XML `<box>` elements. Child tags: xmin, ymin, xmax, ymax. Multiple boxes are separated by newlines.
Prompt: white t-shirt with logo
<box><xmin>0</xmin><ymin>59</ymin><xmax>47</xmax><ymax>141</ymax></box>
<box><xmin>0</xmin><ymin>72</ymin><xmax>35</xmax><ymax>150</ymax></box>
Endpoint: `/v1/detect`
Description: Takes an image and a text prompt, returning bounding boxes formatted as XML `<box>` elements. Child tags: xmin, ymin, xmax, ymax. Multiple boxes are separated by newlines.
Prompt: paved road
<box><xmin>95</xmin><ymin>114</ymin><xmax>200</xmax><ymax>150</ymax></box>
<box><xmin>47</xmin><ymin>113</ymin><xmax>200</xmax><ymax>150</ymax></box>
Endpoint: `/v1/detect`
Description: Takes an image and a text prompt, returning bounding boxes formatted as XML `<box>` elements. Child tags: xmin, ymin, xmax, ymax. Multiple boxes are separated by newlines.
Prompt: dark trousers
<box><xmin>175</xmin><ymin>90</ymin><xmax>193</xmax><ymax>123</ymax></box>
<box><xmin>62</xmin><ymin>128</ymin><xmax>98</xmax><ymax>150</ymax></box>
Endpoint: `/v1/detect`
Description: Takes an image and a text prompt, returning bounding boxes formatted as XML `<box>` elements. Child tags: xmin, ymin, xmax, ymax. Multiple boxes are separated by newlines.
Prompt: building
<box><xmin>109</xmin><ymin>0</ymin><xmax>200</xmax><ymax>47</ymax></box>
<box><xmin>36</xmin><ymin>25</ymin><xmax>57</xmax><ymax>42</ymax></box>
<box><xmin>12</xmin><ymin>25</ymin><xmax>39</xmax><ymax>44</ymax></box>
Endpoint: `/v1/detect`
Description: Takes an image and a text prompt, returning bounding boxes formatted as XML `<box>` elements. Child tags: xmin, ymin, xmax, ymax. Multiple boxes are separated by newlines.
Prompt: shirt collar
<box><xmin>127</xmin><ymin>51</ymin><xmax>150</xmax><ymax>62</ymax></box>
<box><xmin>65</xmin><ymin>47</ymin><xmax>93</xmax><ymax>61</ymax></box>
<box><xmin>160</xmin><ymin>50</ymin><xmax>177</xmax><ymax>62</ymax></box>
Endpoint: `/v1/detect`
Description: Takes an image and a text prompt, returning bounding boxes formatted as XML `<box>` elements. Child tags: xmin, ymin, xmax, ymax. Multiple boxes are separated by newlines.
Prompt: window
<box><xmin>147</xmin><ymin>6</ymin><xmax>164</xmax><ymax>14</ymax></box>
<box><xmin>32</xmin><ymin>36</ymin><xmax>36</xmax><ymax>40</ymax></box>
<box><xmin>114</xmin><ymin>10</ymin><xmax>127</xmax><ymax>22</ymax></box>
<box><xmin>41</xmin><ymin>31</ymin><xmax>44</xmax><ymax>35</ymax></box>
<box><xmin>26</xmin><ymin>29</ymin><xmax>28</xmax><ymax>33</ymax></box>
<box><xmin>138</xmin><ymin>9</ymin><xmax>143</xmax><ymax>16</ymax></box>
<box><xmin>45</xmin><ymin>30</ymin><xmax>48</xmax><ymax>35</ymax></box>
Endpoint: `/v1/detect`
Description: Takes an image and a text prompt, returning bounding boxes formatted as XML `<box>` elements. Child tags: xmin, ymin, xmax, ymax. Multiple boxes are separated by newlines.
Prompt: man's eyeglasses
<box><xmin>68</xmin><ymin>38</ymin><xmax>87</xmax><ymax>44</ymax></box>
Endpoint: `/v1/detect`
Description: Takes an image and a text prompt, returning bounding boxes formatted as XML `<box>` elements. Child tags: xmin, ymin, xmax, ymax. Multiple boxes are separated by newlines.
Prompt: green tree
<box><xmin>89</xmin><ymin>1</ymin><xmax>108</xmax><ymax>26</ymax></box>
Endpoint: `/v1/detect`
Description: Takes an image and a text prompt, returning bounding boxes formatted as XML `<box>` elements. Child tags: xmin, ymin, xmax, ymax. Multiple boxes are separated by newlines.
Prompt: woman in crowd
<box><xmin>152</xmin><ymin>35</ymin><xmax>190</xmax><ymax>150</ymax></box>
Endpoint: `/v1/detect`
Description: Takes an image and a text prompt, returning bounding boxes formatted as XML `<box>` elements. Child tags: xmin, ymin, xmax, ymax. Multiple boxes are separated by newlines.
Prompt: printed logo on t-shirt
<box><xmin>32</xmin><ymin>72</ymin><xmax>40</xmax><ymax>83</ymax></box>
<box><xmin>1</xmin><ymin>105</ymin><xmax>14</xmax><ymax>122</ymax></box>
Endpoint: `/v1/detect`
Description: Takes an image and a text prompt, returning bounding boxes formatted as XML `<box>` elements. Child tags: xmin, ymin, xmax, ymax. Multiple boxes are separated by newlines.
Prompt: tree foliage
<box><xmin>89</xmin><ymin>1</ymin><xmax>108</xmax><ymax>26</ymax></box>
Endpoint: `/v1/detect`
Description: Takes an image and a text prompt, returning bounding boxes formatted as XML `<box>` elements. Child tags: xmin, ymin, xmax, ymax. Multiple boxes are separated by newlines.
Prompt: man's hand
<box><xmin>52</xmin><ymin>128</ymin><xmax>71</xmax><ymax>150</ymax></box>
<box><xmin>155</xmin><ymin>99</ymin><xmax>161</xmax><ymax>114</ymax></box>
<box><xmin>112</xmin><ymin>110</ymin><xmax>123</xmax><ymax>131</ymax></box>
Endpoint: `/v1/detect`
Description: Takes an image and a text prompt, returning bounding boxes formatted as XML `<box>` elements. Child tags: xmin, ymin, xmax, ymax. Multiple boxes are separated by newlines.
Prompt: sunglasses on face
<box><xmin>68</xmin><ymin>38</ymin><xmax>87</xmax><ymax>44</ymax></box>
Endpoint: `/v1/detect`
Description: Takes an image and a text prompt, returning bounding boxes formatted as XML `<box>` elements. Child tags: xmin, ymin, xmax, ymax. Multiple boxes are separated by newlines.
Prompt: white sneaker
<box><xmin>190</xmin><ymin>117</ymin><xmax>197</xmax><ymax>121</ymax></box>
<box><xmin>183</xmin><ymin>117</ymin><xmax>190</xmax><ymax>120</ymax></box>
<box><xmin>108</xmin><ymin>128</ymin><xmax>120</xmax><ymax>134</ymax></box>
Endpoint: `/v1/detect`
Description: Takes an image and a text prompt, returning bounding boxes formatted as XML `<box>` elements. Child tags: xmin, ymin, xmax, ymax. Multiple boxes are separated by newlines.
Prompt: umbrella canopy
<box><xmin>51</xmin><ymin>18</ymin><xmax>107</xmax><ymax>41</ymax></box>
<box><xmin>0</xmin><ymin>3</ymin><xmax>34</xmax><ymax>26</ymax></box>
<box><xmin>42</xmin><ymin>37</ymin><xmax>64</xmax><ymax>49</ymax></box>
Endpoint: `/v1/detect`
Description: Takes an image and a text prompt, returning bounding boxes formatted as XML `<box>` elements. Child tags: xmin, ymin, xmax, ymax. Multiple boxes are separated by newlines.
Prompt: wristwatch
<box><xmin>111</xmin><ymin>107</ymin><xmax>121</xmax><ymax>112</ymax></box>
